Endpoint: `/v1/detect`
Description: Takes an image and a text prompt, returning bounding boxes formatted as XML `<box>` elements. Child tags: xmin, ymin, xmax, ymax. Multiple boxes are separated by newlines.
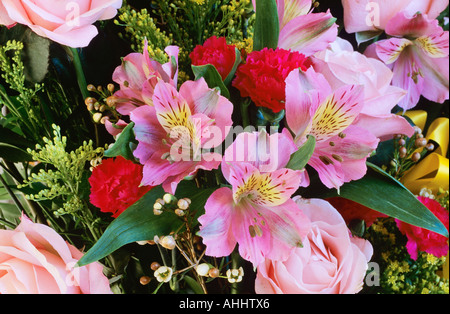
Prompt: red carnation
<box><xmin>190</xmin><ymin>36</ymin><xmax>236</xmax><ymax>81</ymax></box>
<box><xmin>232</xmin><ymin>47</ymin><xmax>308</xmax><ymax>113</ymax></box>
<box><xmin>395</xmin><ymin>196</ymin><xmax>449</xmax><ymax>260</ymax></box>
<box><xmin>89</xmin><ymin>156</ymin><xmax>153</xmax><ymax>218</ymax></box>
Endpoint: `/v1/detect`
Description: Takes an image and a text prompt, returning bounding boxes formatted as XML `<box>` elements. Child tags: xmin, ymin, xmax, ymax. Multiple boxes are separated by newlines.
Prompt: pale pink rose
<box><xmin>0</xmin><ymin>0</ymin><xmax>123</xmax><ymax>47</ymax></box>
<box><xmin>255</xmin><ymin>198</ymin><xmax>373</xmax><ymax>294</ymax></box>
<box><xmin>0</xmin><ymin>1</ymin><xmax>15</xmax><ymax>28</ymax></box>
<box><xmin>342</xmin><ymin>0</ymin><xmax>448</xmax><ymax>34</ymax></box>
<box><xmin>0</xmin><ymin>215</ymin><xmax>112</xmax><ymax>294</ymax></box>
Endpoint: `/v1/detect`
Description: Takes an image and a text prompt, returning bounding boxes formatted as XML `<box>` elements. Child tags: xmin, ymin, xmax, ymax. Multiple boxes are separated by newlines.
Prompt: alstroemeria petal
<box><xmin>285</xmin><ymin>68</ymin><xmax>330</xmax><ymax>140</ymax></box>
<box><xmin>385</xmin><ymin>12</ymin><xmax>442</xmax><ymax>38</ymax></box>
<box><xmin>390</xmin><ymin>46</ymin><xmax>425</xmax><ymax>111</ymax></box>
<box><xmin>278</xmin><ymin>0</ymin><xmax>312</xmax><ymax>28</ymax></box>
<box><xmin>152</xmin><ymin>80</ymin><xmax>194</xmax><ymax>136</ymax></box>
<box><xmin>309</xmin><ymin>84</ymin><xmax>364</xmax><ymax>142</ymax></box>
<box><xmin>222</xmin><ymin>129</ymin><xmax>298</xmax><ymax>176</ymax></box>
<box><xmin>234</xmin><ymin>199</ymin><xmax>310</xmax><ymax>265</ymax></box>
<box><xmin>415</xmin><ymin>31</ymin><xmax>449</xmax><ymax>59</ymax></box>
<box><xmin>415</xmin><ymin>50</ymin><xmax>449</xmax><ymax>105</ymax></box>
<box><xmin>179</xmin><ymin>78</ymin><xmax>233</xmax><ymax>137</ymax></box>
<box><xmin>353</xmin><ymin>113</ymin><xmax>415</xmax><ymax>141</ymax></box>
<box><xmin>278</xmin><ymin>11</ymin><xmax>338</xmax><ymax>56</ymax></box>
<box><xmin>197</xmin><ymin>188</ymin><xmax>237</xmax><ymax>258</ymax></box>
<box><xmin>228</xmin><ymin>162</ymin><xmax>302</xmax><ymax>207</ymax></box>
<box><xmin>376</xmin><ymin>38</ymin><xmax>413</xmax><ymax>65</ymax></box>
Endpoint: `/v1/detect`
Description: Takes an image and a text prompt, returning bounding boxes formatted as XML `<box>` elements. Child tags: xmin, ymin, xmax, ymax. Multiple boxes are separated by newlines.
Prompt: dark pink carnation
<box><xmin>232</xmin><ymin>47</ymin><xmax>308</xmax><ymax>113</ymax></box>
<box><xmin>395</xmin><ymin>196</ymin><xmax>449</xmax><ymax>260</ymax></box>
<box><xmin>190</xmin><ymin>36</ymin><xmax>236</xmax><ymax>80</ymax></box>
<box><xmin>89</xmin><ymin>156</ymin><xmax>153</xmax><ymax>218</ymax></box>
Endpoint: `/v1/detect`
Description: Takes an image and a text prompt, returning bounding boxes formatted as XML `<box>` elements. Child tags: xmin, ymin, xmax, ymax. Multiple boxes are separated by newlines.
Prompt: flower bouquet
<box><xmin>0</xmin><ymin>0</ymin><xmax>448</xmax><ymax>296</ymax></box>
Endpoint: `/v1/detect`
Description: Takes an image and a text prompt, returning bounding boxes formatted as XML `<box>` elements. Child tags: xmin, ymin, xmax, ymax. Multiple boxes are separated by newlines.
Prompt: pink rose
<box><xmin>0</xmin><ymin>1</ymin><xmax>15</xmax><ymax>28</ymax></box>
<box><xmin>342</xmin><ymin>0</ymin><xmax>448</xmax><ymax>34</ymax></box>
<box><xmin>0</xmin><ymin>0</ymin><xmax>123</xmax><ymax>47</ymax></box>
<box><xmin>255</xmin><ymin>198</ymin><xmax>373</xmax><ymax>294</ymax></box>
<box><xmin>0</xmin><ymin>215</ymin><xmax>112</xmax><ymax>294</ymax></box>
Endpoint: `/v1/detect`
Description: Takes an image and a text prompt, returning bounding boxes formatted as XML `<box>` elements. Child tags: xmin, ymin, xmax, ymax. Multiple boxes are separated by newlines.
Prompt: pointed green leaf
<box><xmin>355</xmin><ymin>30</ymin><xmax>383</xmax><ymax>46</ymax></box>
<box><xmin>104</xmin><ymin>122</ymin><xmax>137</xmax><ymax>161</ymax></box>
<box><xmin>253</xmin><ymin>0</ymin><xmax>280</xmax><ymax>51</ymax></box>
<box><xmin>286</xmin><ymin>135</ymin><xmax>316</xmax><ymax>170</ymax></box>
<box><xmin>223</xmin><ymin>48</ymin><xmax>242</xmax><ymax>86</ymax></box>
<box><xmin>311</xmin><ymin>162</ymin><xmax>448</xmax><ymax>237</ymax></box>
<box><xmin>192</xmin><ymin>64</ymin><xmax>230</xmax><ymax>99</ymax></box>
<box><xmin>77</xmin><ymin>181</ymin><xmax>215</xmax><ymax>266</ymax></box>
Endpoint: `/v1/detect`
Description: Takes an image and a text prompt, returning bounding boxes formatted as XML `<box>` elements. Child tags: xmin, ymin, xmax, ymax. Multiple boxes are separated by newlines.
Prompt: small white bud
<box><xmin>159</xmin><ymin>235</ymin><xmax>176</xmax><ymax>250</ymax></box>
<box><xmin>196</xmin><ymin>263</ymin><xmax>211</xmax><ymax>277</ymax></box>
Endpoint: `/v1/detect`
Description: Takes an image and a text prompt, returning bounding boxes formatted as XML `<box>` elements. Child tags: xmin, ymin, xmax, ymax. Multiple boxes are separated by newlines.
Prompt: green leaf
<box><xmin>191</xmin><ymin>64</ymin><xmax>230</xmax><ymax>99</ymax></box>
<box><xmin>286</xmin><ymin>135</ymin><xmax>316</xmax><ymax>170</ymax></box>
<box><xmin>77</xmin><ymin>181</ymin><xmax>215</xmax><ymax>266</ymax></box>
<box><xmin>0</xmin><ymin>124</ymin><xmax>34</xmax><ymax>149</ymax></box>
<box><xmin>22</xmin><ymin>29</ymin><xmax>50</xmax><ymax>83</ymax></box>
<box><xmin>223</xmin><ymin>48</ymin><xmax>242</xmax><ymax>86</ymax></box>
<box><xmin>355</xmin><ymin>30</ymin><xmax>383</xmax><ymax>46</ymax></box>
<box><xmin>104</xmin><ymin>122</ymin><xmax>137</xmax><ymax>161</ymax></box>
<box><xmin>314</xmin><ymin>162</ymin><xmax>448</xmax><ymax>238</ymax></box>
<box><xmin>253</xmin><ymin>0</ymin><xmax>280</xmax><ymax>51</ymax></box>
<box><xmin>0</xmin><ymin>143</ymin><xmax>32</xmax><ymax>162</ymax></box>
<box><xmin>183</xmin><ymin>275</ymin><xmax>205</xmax><ymax>294</ymax></box>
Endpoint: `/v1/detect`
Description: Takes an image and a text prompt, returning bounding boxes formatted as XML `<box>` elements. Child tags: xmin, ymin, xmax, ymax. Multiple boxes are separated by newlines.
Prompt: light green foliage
<box><xmin>115</xmin><ymin>5</ymin><xmax>173</xmax><ymax>63</ymax></box>
<box><xmin>115</xmin><ymin>0</ymin><xmax>255</xmax><ymax>82</ymax></box>
<box><xmin>19</xmin><ymin>125</ymin><xmax>105</xmax><ymax>216</ymax></box>
<box><xmin>0</xmin><ymin>40</ymin><xmax>44</xmax><ymax>139</ymax></box>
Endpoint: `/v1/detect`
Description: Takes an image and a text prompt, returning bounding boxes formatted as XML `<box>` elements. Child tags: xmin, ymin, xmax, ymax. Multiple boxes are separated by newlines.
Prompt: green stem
<box><xmin>66</xmin><ymin>47</ymin><xmax>89</xmax><ymax>100</ymax></box>
<box><xmin>230</xmin><ymin>250</ymin><xmax>240</xmax><ymax>294</ymax></box>
<box><xmin>240</xmin><ymin>99</ymin><xmax>251</xmax><ymax>128</ymax></box>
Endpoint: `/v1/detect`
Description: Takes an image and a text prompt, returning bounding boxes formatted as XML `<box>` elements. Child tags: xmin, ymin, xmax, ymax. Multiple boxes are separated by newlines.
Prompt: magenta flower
<box><xmin>285</xmin><ymin>67</ymin><xmax>380</xmax><ymax>190</ymax></box>
<box><xmin>198</xmin><ymin>130</ymin><xmax>311</xmax><ymax>266</ymax></box>
<box><xmin>367</xmin><ymin>12</ymin><xmax>449</xmax><ymax>110</ymax></box>
<box><xmin>131</xmin><ymin>78</ymin><xmax>233</xmax><ymax>194</ymax></box>
<box><xmin>112</xmin><ymin>41</ymin><xmax>179</xmax><ymax>116</ymax></box>
<box><xmin>396</xmin><ymin>196</ymin><xmax>449</xmax><ymax>260</ymax></box>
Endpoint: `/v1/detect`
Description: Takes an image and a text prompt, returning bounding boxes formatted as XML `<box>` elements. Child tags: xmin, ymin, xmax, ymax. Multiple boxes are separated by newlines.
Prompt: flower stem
<box><xmin>66</xmin><ymin>46</ymin><xmax>89</xmax><ymax>100</ymax></box>
<box><xmin>240</xmin><ymin>98</ymin><xmax>251</xmax><ymax>128</ymax></box>
<box><xmin>230</xmin><ymin>250</ymin><xmax>240</xmax><ymax>294</ymax></box>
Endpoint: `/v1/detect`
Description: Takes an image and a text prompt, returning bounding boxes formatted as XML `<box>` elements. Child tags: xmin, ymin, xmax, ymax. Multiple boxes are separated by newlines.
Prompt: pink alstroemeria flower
<box><xmin>198</xmin><ymin>130</ymin><xmax>311</xmax><ymax>266</ymax></box>
<box><xmin>131</xmin><ymin>78</ymin><xmax>233</xmax><ymax>194</ymax></box>
<box><xmin>312</xmin><ymin>38</ymin><xmax>415</xmax><ymax>141</ymax></box>
<box><xmin>112</xmin><ymin>41</ymin><xmax>179</xmax><ymax>116</ymax></box>
<box><xmin>367</xmin><ymin>12</ymin><xmax>449</xmax><ymax>110</ymax></box>
<box><xmin>253</xmin><ymin>0</ymin><xmax>338</xmax><ymax>56</ymax></box>
<box><xmin>285</xmin><ymin>67</ymin><xmax>380</xmax><ymax>190</ymax></box>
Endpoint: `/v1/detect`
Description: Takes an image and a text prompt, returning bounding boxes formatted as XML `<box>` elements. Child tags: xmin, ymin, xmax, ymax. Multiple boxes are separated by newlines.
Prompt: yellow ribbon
<box><xmin>402</xmin><ymin>111</ymin><xmax>449</xmax><ymax>280</ymax></box>
<box><xmin>401</xmin><ymin>111</ymin><xmax>449</xmax><ymax>195</ymax></box>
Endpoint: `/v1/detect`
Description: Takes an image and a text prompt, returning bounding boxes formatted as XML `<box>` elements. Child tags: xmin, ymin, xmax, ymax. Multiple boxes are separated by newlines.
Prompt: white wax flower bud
<box><xmin>177</xmin><ymin>198</ymin><xmax>190</xmax><ymax>210</ymax></box>
<box><xmin>196</xmin><ymin>263</ymin><xmax>211</xmax><ymax>277</ymax></box>
<box><xmin>159</xmin><ymin>235</ymin><xmax>176</xmax><ymax>250</ymax></box>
